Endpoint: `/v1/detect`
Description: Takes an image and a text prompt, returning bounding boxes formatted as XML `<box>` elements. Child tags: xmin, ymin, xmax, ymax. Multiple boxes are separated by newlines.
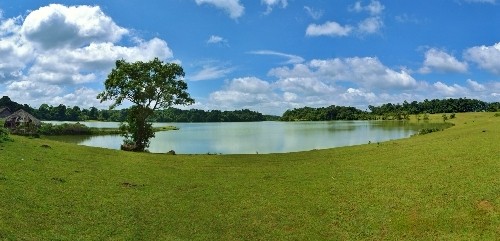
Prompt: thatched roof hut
<box><xmin>0</xmin><ymin>107</ymin><xmax>11</xmax><ymax>118</ymax></box>
<box><xmin>4</xmin><ymin>109</ymin><xmax>41</xmax><ymax>134</ymax></box>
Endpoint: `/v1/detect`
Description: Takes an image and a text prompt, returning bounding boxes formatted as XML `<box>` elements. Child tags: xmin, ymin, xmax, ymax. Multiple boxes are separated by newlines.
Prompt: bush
<box><xmin>418</xmin><ymin>128</ymin><xmax>442</xmax><ymax>135</ymax></box>
<box><xmin>38</xmin><ymin>123</ymin><xmax>92</xmax><ymax>135</ymax></box>
<box><xmin>0</xmin><ymin>127</ymin><xmax>12</xmax><ymax>143</ymax></box>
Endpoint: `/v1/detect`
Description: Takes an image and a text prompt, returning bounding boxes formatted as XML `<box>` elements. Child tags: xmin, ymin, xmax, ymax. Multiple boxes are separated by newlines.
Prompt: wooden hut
<box><xmin>4</xmin><ymin>109</ymin><xmax>41</xmax><ymax>134</ymax></box>
<box><xmin>0</xmin><ymin>107</ymin><xmax>11</xmax><ymax>118</ymax></box>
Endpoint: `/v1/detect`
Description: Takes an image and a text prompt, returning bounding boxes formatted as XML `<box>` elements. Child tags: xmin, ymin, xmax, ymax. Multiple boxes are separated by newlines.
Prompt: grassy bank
<box><xmin>0</xmin><ymin>113</ymin><xmax>499</xmax><ymax>240</ymax></box>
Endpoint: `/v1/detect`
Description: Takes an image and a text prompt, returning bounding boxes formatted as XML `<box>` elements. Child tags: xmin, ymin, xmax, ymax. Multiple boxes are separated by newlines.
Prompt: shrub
<box><xmin>0</xmin><ymin>127</ymin><xmax>12</xmax><ymax>143</ymax></box>
<box><xmin>418</xmin><ymin>128</ymin><xmax>442</xmax><ymax>135</ymax></box>
<box><xmin>442</xmin><ymin>114</ymin><xmax>448</xmax><ymax>122</ymax></box>
<box><xmin>38</xmin><ymin>123</ymin><xmax>92</xmax><ymax>135</ymax></box>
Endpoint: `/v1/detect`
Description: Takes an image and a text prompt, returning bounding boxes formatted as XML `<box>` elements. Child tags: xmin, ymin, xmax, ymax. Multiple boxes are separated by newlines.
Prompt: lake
<box><xmin>44</xmin><ymin>121</ymin><xmax>444</xmax><ymax>154</ymax></box>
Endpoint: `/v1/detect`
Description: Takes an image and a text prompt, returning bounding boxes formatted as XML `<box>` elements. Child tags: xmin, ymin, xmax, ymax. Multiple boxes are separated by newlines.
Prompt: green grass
<box><xmin>0</xmin><ymin>113</ymin><xmax>499</xmax><ymax>240</ymax></box>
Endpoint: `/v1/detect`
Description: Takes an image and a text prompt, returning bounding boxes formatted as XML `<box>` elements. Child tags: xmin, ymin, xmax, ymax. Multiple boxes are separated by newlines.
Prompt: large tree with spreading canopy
<box><xmin>97</xmin><ymin>58</ymin><xmax>194</xmax><ymax>151</ymax></box>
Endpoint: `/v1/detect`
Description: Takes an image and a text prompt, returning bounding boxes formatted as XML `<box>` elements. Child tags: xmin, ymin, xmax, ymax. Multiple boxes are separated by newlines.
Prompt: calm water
<box><xmin>44</xmin><ymin>121</ymin><xmax>443</xmax><ymax>154</ymax></box>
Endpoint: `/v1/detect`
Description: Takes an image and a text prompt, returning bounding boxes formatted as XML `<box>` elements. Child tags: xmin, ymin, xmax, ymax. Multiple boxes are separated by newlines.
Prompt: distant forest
<box><xmin>1</xmin><ymin>96</ymin><xmax>499</xmax><ymax>122</ymax></box>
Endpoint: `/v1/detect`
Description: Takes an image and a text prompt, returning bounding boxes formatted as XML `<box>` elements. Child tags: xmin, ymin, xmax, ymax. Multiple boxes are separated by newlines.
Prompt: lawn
<box><xmin>0</xmin><ymin>113</ymin><xmax>499</xmax><ymax>240</ymax></box>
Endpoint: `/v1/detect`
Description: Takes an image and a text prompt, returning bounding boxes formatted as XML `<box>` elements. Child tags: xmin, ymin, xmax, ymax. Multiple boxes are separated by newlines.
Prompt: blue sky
<box><xmin>0</xmin><ymin>0</ymin><xmax>499</xmax><ymax>114</ymax></box>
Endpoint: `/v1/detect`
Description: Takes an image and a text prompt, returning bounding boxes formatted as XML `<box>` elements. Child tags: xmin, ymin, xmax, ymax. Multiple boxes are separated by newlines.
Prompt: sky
<box><xmin>0</xmin><ymin>0</ymin><xmax>499</xmax><ymax>115</ymax></box>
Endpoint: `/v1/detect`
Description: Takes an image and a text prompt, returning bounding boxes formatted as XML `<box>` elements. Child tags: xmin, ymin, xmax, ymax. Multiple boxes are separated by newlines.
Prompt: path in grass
<box><xmin>0</xmin><ymin>113</ymin><xmax>499</xmax><ymax>240</ymax></box>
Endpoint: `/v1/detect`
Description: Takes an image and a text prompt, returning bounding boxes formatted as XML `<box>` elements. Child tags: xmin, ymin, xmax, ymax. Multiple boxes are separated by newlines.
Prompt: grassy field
<box><xmin>0</xmin><ymin>113</ymin><xmax>499</xmax><ymax>240</ymax></box>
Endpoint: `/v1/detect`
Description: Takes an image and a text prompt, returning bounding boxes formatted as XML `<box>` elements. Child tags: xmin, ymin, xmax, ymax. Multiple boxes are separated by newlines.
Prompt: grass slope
<box><xmin>0</xmin><ymin>113</ymin><xmax>499</xmax><ymax>240</ymax></box>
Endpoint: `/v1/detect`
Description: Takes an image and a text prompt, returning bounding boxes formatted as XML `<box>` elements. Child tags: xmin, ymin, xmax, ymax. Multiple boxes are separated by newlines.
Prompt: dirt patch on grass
<box><xmin>477</xmin><ymin>200</ymin><xmax>495</xmax><ymax>213</ymax></box>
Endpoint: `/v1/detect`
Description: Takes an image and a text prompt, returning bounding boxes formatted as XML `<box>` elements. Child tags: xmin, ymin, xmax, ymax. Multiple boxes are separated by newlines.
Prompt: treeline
<box><xmin>36</xmin><ymin>106</ymin><xmax>272</xmax><ymax>122</ymax></box>
<box><xmin>1</xmin><ymin>96</ymin><xmax>499</xmax><ymax>122</ymax></box>
<box><xmin>1</xmin><ymin>96</ymin><xmax>274</xmax><ymax>122</ymax></box>
<box><xmin>281</xmin><ymin>98</ymin><xmax>500</xmax><ymax>121</ymax></box>
<box><xmin>281</xmin><ymin>106</ymin><xmax>372</xmax><ymax>121</ymax></box>
<box><xmin>369</xmin><ymin>98</ymin><xmax>498</xmax><ymax>115</ymax></box>
<box><xmin>151</xmin><ymin>108</ymin><xmax>274</xmax><ymax>122</ymax></box>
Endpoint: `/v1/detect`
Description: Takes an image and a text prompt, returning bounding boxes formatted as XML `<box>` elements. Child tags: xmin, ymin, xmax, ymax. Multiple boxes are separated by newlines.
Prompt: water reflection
<box><xmin>44</xmin><ymin>121</ymin><xmax>447</xmax><ymax>154</ymax></box>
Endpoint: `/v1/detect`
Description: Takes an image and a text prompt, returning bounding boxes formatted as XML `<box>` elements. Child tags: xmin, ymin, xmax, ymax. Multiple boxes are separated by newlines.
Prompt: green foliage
<box><xmin>152</xmin><ymin>108</ymin><xmax>267</xmax><ymax>122</ymax></box>
<box><xmin>97</xmin><ymin>58</ymin><xmax>194</xmax><ymax>152</ymax></box>
<box><xmin>0</xmin><ymin>127</ymin><xmax>12</xmax><ymax>143</ymax></box>
<box><xmin>281</xmin><ymin>105</ymin><xmax>372</xmax><ymax>121</ymax></box>
<box><xmin>450</xmin><ymin>113</ymin><xmax>456</xmax><ymax>119</ymax></box>
<box><xmin>38</xmin><ymin>123</ymin><xmax>92</xmax><ymax>135</ymax></box>
<box><xmin>442</xmin><ymin>114</ymin><xmax>448</xmax><ymax>122</ymax></box>
<box><xmin>418</xmin><ymin>127</ymin><xmax>442</xmax><ymax>135</ymax></box>
<box><xmin>423</xmin><ymin>113</ymin><xmax>430</xmax><ymax>121</ymax></box>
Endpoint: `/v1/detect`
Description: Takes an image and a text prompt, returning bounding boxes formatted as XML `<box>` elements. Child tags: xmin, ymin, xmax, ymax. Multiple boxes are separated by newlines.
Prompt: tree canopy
<box><xmin>97</xmin><ymin>58</ymin><xmax>194</xmax><ymax>151</ymax></box>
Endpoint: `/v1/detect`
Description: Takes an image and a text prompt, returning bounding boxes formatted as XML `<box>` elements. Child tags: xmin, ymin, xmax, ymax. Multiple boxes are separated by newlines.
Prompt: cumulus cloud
<box><xmin>306</xmin><ymin>21</ymin><xmax>353</xmax><ymax>37</ymax></box>
<box><xmin>21</xmin><ymin>4</ymin><xmax>128</xmax><ymax>50</ymax></box>
<box><xmin>467</xmin><ymin>79</ymin><xmax>486</xmax><ymax>91</ymax></box>
<box><xmin>270</xmin><ymin>57</ymin><xmax>417</xmax><ymax>89</ymax></box>
<box><xmin>357</xmin><ymin>17</ymin><xmax>383</xmax><ymax>34</ymax></box>
<box><xmin>464</xmin><ymin>42</ymin><xmax>500</xmax><ymax>75</ymax></box>
<box><xmin>420</xmin><ymin>48</ymin><xmax>468</xmax><ymax>73</ymax></box>
<box><xmin>195</xmin><ymin>0</ymin><xmax>244</xmax><ymax>19</ymax></box>
<box><xmin>261</xmin><ymin>0</ymin><xmax>288</xmax><ymax>14</ymax></box>
<box><xmin>249</xmin><ymin>50</ymin><xmax>304</xmax><ymax>64</ymax></box>
<box><xmin>350</xmin><ymin>1</ymin><xmax>385</xmax><ymax>15</ymax></box>
<box><xmin>209</xmin><ymin>77</ymin><xmax>280</xmax><ymax>111</ymax></box>
<box><xmin>307</xmin><ymin>1</ymin><xmax>385</xmax><ymax>38</ymax></box>
<box><xmin>433</xmin><ymin>81</ymin><xmax>468</xmax><ymax>96</ymax></box>
<box><xmin>0</xmin><ymin>4</ymin><xmax>174</xmax><ymax>108</ymax></box>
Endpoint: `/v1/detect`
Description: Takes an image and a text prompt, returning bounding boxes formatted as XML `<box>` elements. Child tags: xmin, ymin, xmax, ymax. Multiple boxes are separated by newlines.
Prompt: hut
<box><xmin>0</xmin><ymin>107</ymin><xmax>11</xmax><ymax>118</ymax></box>
<box><xmin>4</xmin><ymin>109</ymin><xmax>41</xmax><ymax>134</ymax></box>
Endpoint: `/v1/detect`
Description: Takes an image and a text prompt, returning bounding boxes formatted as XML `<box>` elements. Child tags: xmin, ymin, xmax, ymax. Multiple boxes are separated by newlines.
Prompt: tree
<box><xmin>97</xmin><ymin>58</ymin><xmax>194</xmax><ymax>151</ymax></box>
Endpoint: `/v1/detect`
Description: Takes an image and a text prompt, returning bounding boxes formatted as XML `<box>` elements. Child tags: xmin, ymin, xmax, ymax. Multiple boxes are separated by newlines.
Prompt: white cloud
<box><xmin>350</xmin><ymin>1</ymin><xmax>385</xmax><ymax>15</ymax></box>
<box><xmin>306</xmin><ymin>21</ymin><xmax>353</xmax><ymax>37</ymax></box>
<box><xmin>270</xmin><ymin>57</ymin><xmax>418</xmax><ymax>89</ymax></box>
<box><xmin>433</xmin><ymin>81</ymin><xmax>468</xmax><ymax>96</ymax></box>
<box><xmin>304</xmin><ymin>6</ymin><xmax>323</xmax><ymax>20</ymax></box>
<box><xmin>307</xmin><ymin>1</ymin><xmax>385</xmax><ymax>38</ymax></box>
<box><xmin>357</xmin><ymin>17</ymin><xmax>383</xmax><ymax>34</ymax></box>
<box><xmin>262</xmin><ymin>0</ymin><xmax>288</xmax><ymax>14</ymax></box>
<box><xmin>277</xmin><ymin>77</ymin><xmax>336</xmax><ymax>95</ymax></box>
<box><xmin>21</xmin><ymin>4</ymin><xmax>128</xmax><ymax>50</ymax></box>
<box><xmin>420</xmin><ymin>48</ymin><xmax>468</xmax><ymax>73</ymax></box>
<box><xmin>249</xmin><ymin>50</ymin><xmax>304</xmax><ymax>64</ymax></box>
<box><xmin>0</xmin><ymin>4</ymin><xmax>174</xmax><ymax>108</ymax></box>
<box><xmin>467</xmin><ymin>79</ymin><xmax>486</xmax><ymax>91</ymax></box>
<box><xmin>208</xmin><ymin>77</ymin><xmax>281</xmax><ymax>112</ymax></box>
<box><xmin>464</xmin><ymin>42</ymin><xmax>500</xmax><ymax>75</ymax></box>
<box><xmin>195</xmin><ymin>0</ymin><xmax>244</xmax><ymax>19</ymax></box>
<box><xmin>189</xmin><ymin>65</ymin><xmax>233</xmax><ymax>81</ymax></box>
<box><xmin>207</xmin><ymin>35</ymin><xmax>228</xmax><ymax>45</ymax></box>
<box><xmin>340</xmin><ymin>88</ymin><xmax>378</xmax><ymax>105</ymax></box>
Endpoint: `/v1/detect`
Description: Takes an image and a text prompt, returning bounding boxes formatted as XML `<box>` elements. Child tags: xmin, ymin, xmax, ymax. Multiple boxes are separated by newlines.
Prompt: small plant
<box><xmin>0</xmin><ymin>127</ymin><xmax>12</xmax><ymax>143</ymax></box>
<box><xmin>442</xmin><ymin>114</ymin><xmax>448</xmax><ymax>122</ymax></box>
<box><xmin>418</xmin><ymin>128</ymin><xmax>442</xmax><ymax>135</ymax></box>
<box><xmin>423</xmin><ymin>113</ymin><xmax>429</xmax><ymax>121</ymax></box>
<box><xmin>450</xmin><ymin>113</ymin><xmax>456</xmax><ymax>119</ymax></box>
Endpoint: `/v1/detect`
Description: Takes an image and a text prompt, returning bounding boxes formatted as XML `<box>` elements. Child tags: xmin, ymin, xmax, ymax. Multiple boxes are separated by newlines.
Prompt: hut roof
<box><xmin>0</xmin><ymin>107</ymin><xmax>11</xmax><ymax>118</ymax></box>
<box><xmin>4</xmin><ymin>109</ymin><xmax>41</xmax><ymax>126</ymax></box>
